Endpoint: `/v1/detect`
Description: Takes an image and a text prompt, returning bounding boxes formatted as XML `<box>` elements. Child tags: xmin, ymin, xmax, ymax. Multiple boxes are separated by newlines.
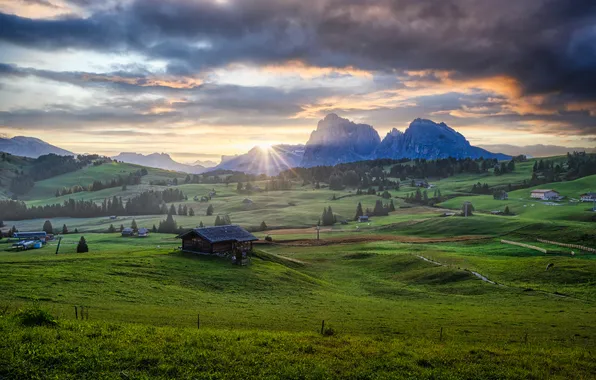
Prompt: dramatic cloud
<box><xmin>0</xmin><ymin>0</ymin><xmax>595</xmax><ymax>158</ymax></box>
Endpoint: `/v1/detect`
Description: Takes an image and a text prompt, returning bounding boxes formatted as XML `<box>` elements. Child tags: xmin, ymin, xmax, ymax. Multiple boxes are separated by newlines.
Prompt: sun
<box><xmin>257</xmin><ymin>143</ymin><xmax>273</xmax><ymax>152</ymax></box>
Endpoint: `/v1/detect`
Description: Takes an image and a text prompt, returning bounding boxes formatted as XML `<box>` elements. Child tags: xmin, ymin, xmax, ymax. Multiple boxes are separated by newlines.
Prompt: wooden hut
<box><xmin>177</xmin><ymin>225</ymin><xmax>258</xmax><ymax>261</ymax></box>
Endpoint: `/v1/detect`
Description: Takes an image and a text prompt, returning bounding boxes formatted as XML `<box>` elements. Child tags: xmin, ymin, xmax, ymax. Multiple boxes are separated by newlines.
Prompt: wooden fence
<box><xmin>500</xmin><ymin>240</ymin><xmax>547</xmax><ymax>253</ymax></box>
<box><xmin>537</xmin><ymin>239</ymin><xmax>596</xmax><ymax>254</ymax></box>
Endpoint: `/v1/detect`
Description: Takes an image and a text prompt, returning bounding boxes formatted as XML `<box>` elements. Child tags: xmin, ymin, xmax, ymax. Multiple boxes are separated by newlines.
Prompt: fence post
<box><xmin>80</xmin><ymin>306</ymin><xmax>84</xmax><ymax>320</ymax></box>
<box><xmin>524</xmin><ymin>332</ymin><xmax>528</xmax><ymax>344</ymax></box>
<box><xmin>197</xmin><ymin>313</ymin><xmax>200</xmax><ymax>330</ymax></box>
<box><xmin>74</xmin><ymin>306</ymin><xmax>78</xmax><ymax>320</ymax></box>
<box><xmin>440</xmin><ymin>327</ymin><xmax>443</xmax><ymax>342</ymax></box>
<box><xmin>321</xmin><ymin>320</ymin><xmax>325</xmax><ymax>335</ymax></box>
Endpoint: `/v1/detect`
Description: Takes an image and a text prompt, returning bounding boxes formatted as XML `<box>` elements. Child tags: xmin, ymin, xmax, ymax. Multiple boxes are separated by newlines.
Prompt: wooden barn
<box><xmin>177</xmin><ymin>225</ymin><xmax>258</xmax><ymax>259</ymax></box>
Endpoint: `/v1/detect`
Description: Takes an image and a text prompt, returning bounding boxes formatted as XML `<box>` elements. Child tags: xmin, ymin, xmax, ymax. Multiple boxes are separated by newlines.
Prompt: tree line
<box><xmin>55</xmin><ymin>169</ymin><xmax>148</xmax><ymax>197</ymax></box>
<box><xmin>0</xmin><ymin>189</ymin><xmax>186</xmax><ymax>221</ymax></box>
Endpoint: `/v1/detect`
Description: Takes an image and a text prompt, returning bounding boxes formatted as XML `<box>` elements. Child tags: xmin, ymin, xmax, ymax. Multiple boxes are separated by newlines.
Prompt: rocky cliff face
<box><xmin>375</xmin><ymin>118</ymin><xmax>509</xmax><ymax>160</ymax></box>
<box><xmin>300</xmin><ymin>114</ymin><xmax>381</xmax><ymax>167</ymax></box>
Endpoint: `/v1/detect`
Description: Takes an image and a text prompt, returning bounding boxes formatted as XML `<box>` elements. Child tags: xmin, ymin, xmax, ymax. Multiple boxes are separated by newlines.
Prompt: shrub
<box><xmin>322</xmin><ymin>326</ymin><xmax>336</xmax><ymax>336</ymax></box>
<box><xmin>16</xmin><ymin>305</ymin><xmax>57</xmax><ymax>327</ymax></box>
<box><xmin>265</xmin><ymin>236</ymin><xmax>273</xmax><ymax>242</ymax></box>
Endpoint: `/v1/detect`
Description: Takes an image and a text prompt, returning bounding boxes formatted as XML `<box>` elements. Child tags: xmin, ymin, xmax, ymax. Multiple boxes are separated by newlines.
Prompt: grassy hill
<box><xmin>439</xmin><ymin>174</ymin><xmax>596</xmax><ymax>222</ymax></box>
<box><xmin>0</xmin><ymin>233</ymin><xmax>595</xmax><ymax>378</ymax></box>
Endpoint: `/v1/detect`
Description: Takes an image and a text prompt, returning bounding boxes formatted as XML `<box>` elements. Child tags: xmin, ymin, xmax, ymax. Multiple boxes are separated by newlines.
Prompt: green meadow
<box><xmin>1</xmin><ymin>155</ymin><xmax>596</xmax><ymax>378</ymax></box>
<box><xmin>1</xmin><ymin>230</ymin><xmax>595</xmax><ymax>378</ymax></box>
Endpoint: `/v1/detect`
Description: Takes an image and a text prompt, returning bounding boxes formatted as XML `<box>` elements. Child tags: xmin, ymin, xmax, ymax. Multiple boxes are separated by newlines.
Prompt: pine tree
<box><xmin>260</xmin><ymin>221</ymin><xmax>268</xmax><ymax>231</ymax></box>
<box><xmin>62</xmin><ymin>224</ymin><xmax>68</xmax><ymax>235</ymax></box>
<box><xmin>214</xmin><ymin>215</ymin><xmax>221</xmax><ymax>226</ymax></box>
<box><xmin>354</xmin><ymin>202</ymin><xmax>364</xmax><ymax>221</ymax></box>
<box><xmin>199</xmin><ymin>221</ymin><xmax>204</xmax><ymax>228</ymax></box>
<box><xmin>152</xmin><ymin>224</ymin><xmax>157</xmax><ymax>233</ymax></box>
<box><xmin>74</xmin><ymin>228</ymin><xmax>78</xmax><ymax>234</ymax></box>
<box><xmin>120</xmin><ymin>224</ymin><xmax>124</xmax><ymax>232</ymax></box>
<box><xmin>206</xmin><ymin>204</ymin><xmax>214</xmax><ymax>216</ymax></box>
<box><xmin>42</xmin><ymin>220</ymin><xmax>53</xmax><ymax>234</ymax></box>
<box><xmin>108</xmin><ymin>224</ymin><xmax>115</xmax><ymax>233</ymax></box>
<box><xmin>169</xmin><ymin>204</ymin><xmax>177</xmax><ymax>215</ymax></box>
<box><xmin>178</xmin><ymin>204</ymin><xmax>183</xmax><ymax>215</ymax></box>
<box><xmin>76</xmin><ymin>236</ymin><xmax>89</xmax><ymax>253</ymax></box>
<box><xmin>504</xmin><ymin>206</ymin><xmax>511</xmax><ymax>215</ymax></box>
<box><xmin>182</xmin><ymin>205</ymin><xmax>188</xmax><ymax>216</ymax></box>
<box><xmin>131</xmin><ymin>219</ymin><xmax>138</xmax><ymax>232</ymax></box>
<box><xmin>188</xmin><ymin>208</ymin><xmax>195</xmax><ymax>216</ymax></box>
<box><xmin>373</xmin><ymin>200</ymin><xmax>387</xmax><ymax>216</ymax></box>
<box><xmin>423</xmin><ymin>190</ymin><xmax>428</xmax><ymax>204</ymax></box>
<box><xmin>389</xmin><ymin>199</ymin><xmax>396</xmax><ymax>212</ymax></box>
<box><xmin>237</xmin><ymin>182</ymin><xmax>244</xmax><ymax>191</ymax></box>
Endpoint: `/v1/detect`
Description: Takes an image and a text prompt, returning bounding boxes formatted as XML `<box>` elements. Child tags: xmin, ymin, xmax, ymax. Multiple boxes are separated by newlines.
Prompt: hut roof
<box><xmin>177</xmin><ymin>225</ymin><xmax>258</xmax><ymax>243</ymax></box>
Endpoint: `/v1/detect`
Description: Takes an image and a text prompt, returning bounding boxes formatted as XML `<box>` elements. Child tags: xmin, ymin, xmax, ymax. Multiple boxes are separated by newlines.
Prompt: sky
<box><xmin>0</xmin><ymin>0</ymin><xmax>595</xmax><ymax>163</ymax></box>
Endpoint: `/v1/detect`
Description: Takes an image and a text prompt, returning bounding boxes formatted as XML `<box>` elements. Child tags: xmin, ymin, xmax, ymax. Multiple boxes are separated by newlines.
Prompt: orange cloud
<box><xmin>80</xmin><ymin>74</ymin><xmax>204</xmax><ymax>89</ymax></box>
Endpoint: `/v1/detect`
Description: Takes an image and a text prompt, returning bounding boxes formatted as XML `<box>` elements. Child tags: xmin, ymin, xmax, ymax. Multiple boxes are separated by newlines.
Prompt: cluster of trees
<box><xmin>214</xmin><ymin>215</ymin><xmax>232</xmax><ymax>226</ymax></box>
<box><xmin>353</xmin><ymin>200</ymin><xmax>395</xmax><ymax>220</ymax></box>
<box><xmin>405</xmin><ymin>188</ymin><xmax>442</xmax><ymax>206</ymax></box>
<box><xmin>494</xmin><ymin>160</ymin><xmax>515</xmax><ymax>176</ymax></box>
<box><xmin>320</xmin><ymin>206</ymin><xmax>337</xmax><ymax>226</ymax></box>
<box><xmin>55</xmin><ymin>169</ymin><xmax>147</xmax><ymax>197</ymax></box>
<box><xmin>389</xmin><ymin>158</ymin><xmax>500</xmax><ymax>179</ymax></box>
<box><xmin>566</xmin><ymin>152</ymin><xmax>596</xmax><ymax>179</ymax></box>
<box><xmin>471</xmin><ymin>182</ymin><xmax>491</xmax><ymax>194</ymax></box>
<box><xmin>0</xmin><ymin>189</ymin><xmax>186</xmax><ymax>221</ymax></box>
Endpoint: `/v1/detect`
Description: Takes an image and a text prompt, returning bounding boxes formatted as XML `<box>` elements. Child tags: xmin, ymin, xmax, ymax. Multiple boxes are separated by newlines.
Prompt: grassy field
<box><xmin>25</xmin><ymin>161</ymin><xmax>181</xmax><ymax>201</ymax></box>
<box><xmin>2</xmin><ymin>156</ymin><xmax>595</xmax><ymax>378</ymax></box>
<box><xmin>1</xmin><ymin>231</ymin><xmax>595</xmax><ymax>378</ymax></box>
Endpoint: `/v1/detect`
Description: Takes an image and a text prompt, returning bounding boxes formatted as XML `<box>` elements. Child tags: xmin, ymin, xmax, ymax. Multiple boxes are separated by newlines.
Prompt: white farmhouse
<box><xmin>530</xmin><ymin>189</ymin><xmax>560</xmax><ymax>200</ymax></box>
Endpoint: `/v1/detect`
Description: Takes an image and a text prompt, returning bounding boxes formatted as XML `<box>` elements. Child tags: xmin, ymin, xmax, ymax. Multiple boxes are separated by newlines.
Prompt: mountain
<box><xmin>375</xmin><ymin>119</ymin><xmax>510</xmax><ymax>160</ymax></box>
<box><xmin>300</xmin><ymin>115</ymin><xmax>508</xmax><ymax>167</ymax></box>
<box><xmin>112</xmin><ymin>152</ymin><xmax>207</xmax><ymax>174</ymax></box>
<box><xmin>213</xmin><ymin>144</ymin><xmax>305</xmax><ymax>175</ymax></box>
<box><xmin>0</xmin><ymin>136</ymin><xmax>74</xmax><ymax>158</ymax></box>
<box><xmin>190</xmin><ymin>159</ymin><xmax>218</xmax><ymax>168</ymax></box>
<box><xmin>300</xmin><ymin>114</ymin><xmax>381</xmax><ymax>167</ymax></box>
<box><xmin>477</xmin><ymin>144</ymin><xmax>596</xmax><ymax>158</ymax></box>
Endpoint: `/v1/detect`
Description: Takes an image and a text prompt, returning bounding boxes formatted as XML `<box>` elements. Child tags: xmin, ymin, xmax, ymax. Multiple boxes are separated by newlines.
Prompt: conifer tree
<box><xmin>131</xmin><ymin>219</ymin><xmax>138</xmax><ymax>232</ymax></box>
<box><xmin>389</xmin><ymin>199</ymin><xmax>396</xmax><ymax>212</ymax></box>
<box><xmin>188</xmin><ymin>208</ymin><xmax>195</xmax><ymax>216</ymax></box>
<box><xmin>206</xmin><ymin>204</ymin><xmax>214</xmax><ymax>216</ymax></box>
<box><xmin>42</xmin><ymin>220</ymin><xmax>53</xmax><ymax>234</ymax></box>
<box><xmin>260</xmin><ymin>221</ymin><xmax>268</xmax><ymax>231</ymax></box>
<box><xmin>76</xmin><ymin>236</ymin><xmax>89</xmax><ymax>253</ymax></box>
<box><xmin>108</xmin><ymin>224</ymin><xmax>116</xmax><ymax>233</ymax></box>
<box><xmin>354</xmin><ymin>202</ymin><xmax>364</xmax><ymax>221</ymax></box>
<box><xmin>62</xmin><ymin>224</ymin><xmax>68</xmax><ymax>235</ymax></box>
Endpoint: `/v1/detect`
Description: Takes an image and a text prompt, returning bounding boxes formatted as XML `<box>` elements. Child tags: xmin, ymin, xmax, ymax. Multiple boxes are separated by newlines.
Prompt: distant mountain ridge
<box><xmin>477</xmin><ymin>144</ymin><xmax>596</xmax><ymax>158</ymax></box>
<box><xmin>298</xmin><ymin>114</ymin><xmax>509</xmax><ymax>168</ymax></box>
<box><xmin>112</xmin><ymin>152</ymin><xmax>208</xmax><ymax>174</ymax></box>
<box><xmin>0</xmin><ymin>136</ymin><xmax>74</xmax><ymax>158</ymax></box>
<box><xmin>213</xmin><ymin>144</ymin><xmax>305</xmax><ymax>175</ymax></box>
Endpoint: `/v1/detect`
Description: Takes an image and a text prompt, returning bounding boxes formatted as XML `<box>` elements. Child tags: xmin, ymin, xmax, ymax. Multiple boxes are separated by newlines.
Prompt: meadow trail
<box><xmin>257</xmin><ymin>234</ymin><xmax>491</xmax><ymax>247</ymax></box>
<box><xmin>416</xmin><ymin>254</ymin><xmax>499</xmax><ymax>286</ymax></box>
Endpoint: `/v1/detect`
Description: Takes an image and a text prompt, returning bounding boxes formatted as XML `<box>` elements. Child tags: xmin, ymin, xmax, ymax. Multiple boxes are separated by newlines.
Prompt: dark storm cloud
<box><xmin>2</xmin><ymin>0</ymin><xmax>596</xmax><ymax>136</ymax></box>
<box><xmin>1</xmin><ymin>0</ymin><xmax>595</xmax><ymax>102</ymax></box>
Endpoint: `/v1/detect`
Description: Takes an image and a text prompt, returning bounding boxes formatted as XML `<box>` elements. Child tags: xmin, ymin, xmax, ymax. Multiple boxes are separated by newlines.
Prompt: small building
<box><xmin>13</xmin><ymin>232</ymin><xmax>47</xmax><ymax>242</ymax></box>
<box><xmin>121</xmin><ymin>228</ymin><xmax>134</xmax><ymax>237</ymax></box>
<box><xmin>580</xmin><ymin>193</ymin><xmax>596</xmax><ymax>202</ymax></box>
<box><xmin>177</xmin><ymin>225</ymin><xmax>258</xmax><ymax>263</ymax></box>
<box><xmin>358</xmin><ymin>216</ymin><xmax>370</xmax><ymax>223</ymax></box>
<box><xmin>109</xmin><ymin>215</ymin><xmax>118</xmax><ymax>220</ymax></box>
<box><xmin>530</xmin><ymin>189</ymin><xmax>560</xmax><ymax>200</ymax></box>
<box><xmin>493</xmin><ymin>190</ymin><xmax>508</xmax><ymax>200</ymax></box>
<box><xmin>414</xmin><ymin>180</ymin><xmax>428</xmax><ymax>188</ymax></box>
<box><xmin>138</xmin><ymin>228</ymin><xmax>149</xmax><ymax>237</ymax></box>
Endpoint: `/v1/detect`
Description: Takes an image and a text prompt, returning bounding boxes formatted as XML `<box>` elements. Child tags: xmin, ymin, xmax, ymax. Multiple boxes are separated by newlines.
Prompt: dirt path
<box><xmin>415</xmin><ymin>255</ymin><xmax>499</xmax><ymax>285</ymax></box>
<box><xmin>256</xmin><ymin>234</ymin><xmax>491</xmax><ymax>247</ymax></box>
